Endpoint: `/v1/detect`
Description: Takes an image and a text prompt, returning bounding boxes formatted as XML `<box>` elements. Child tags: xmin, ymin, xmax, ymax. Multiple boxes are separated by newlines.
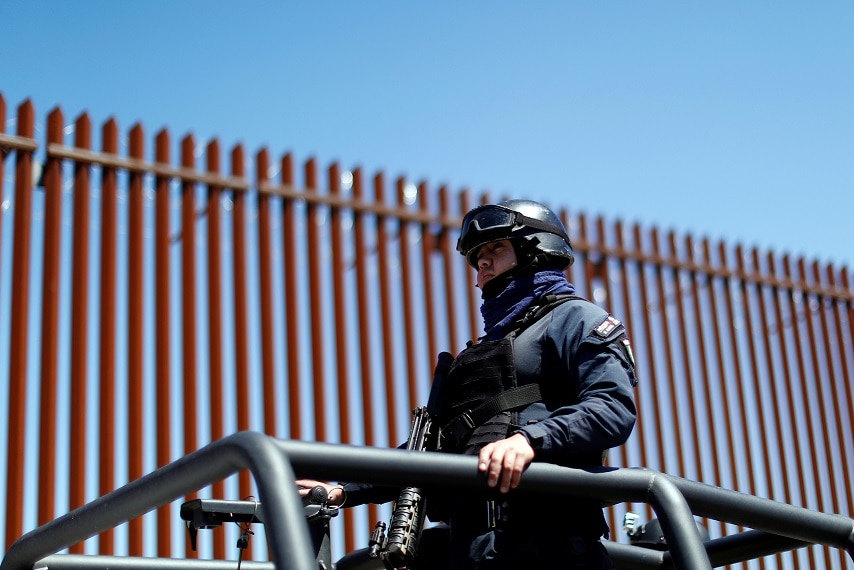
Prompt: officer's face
<box><xmin>475</xmin><ymin>239</ymin><xmax>517</xmax><ymax>289</ymax></box>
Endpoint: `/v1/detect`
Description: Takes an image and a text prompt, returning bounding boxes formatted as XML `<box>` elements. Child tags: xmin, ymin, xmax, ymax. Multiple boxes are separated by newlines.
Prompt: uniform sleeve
<box><xmin>341</xmin><ymin>481</ymin><xmax>399</xmax><ymax>506</ymax></box>
<box><xmin>339</xmin><ymin>440</ymin><xmax>410</xmax><ymax>506</ymax></box>
<box><xmin>517</xmin><ymin>307</ymin><xmax>638</xmax><ymax>462</ymax></box>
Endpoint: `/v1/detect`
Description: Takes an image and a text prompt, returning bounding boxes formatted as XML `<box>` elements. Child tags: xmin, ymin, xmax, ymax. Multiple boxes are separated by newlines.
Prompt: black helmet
<box><xmin>456</xmin><ymin>199</ymin><xmax>574</xmax><ymax>269</ymax></box>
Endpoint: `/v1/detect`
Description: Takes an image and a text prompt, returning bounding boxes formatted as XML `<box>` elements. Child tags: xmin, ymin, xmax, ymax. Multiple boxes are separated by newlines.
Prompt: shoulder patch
<box><xmin>594</xmin><ymin>316</ymin><xmax>622</xmax><ymax>338</ymax></box>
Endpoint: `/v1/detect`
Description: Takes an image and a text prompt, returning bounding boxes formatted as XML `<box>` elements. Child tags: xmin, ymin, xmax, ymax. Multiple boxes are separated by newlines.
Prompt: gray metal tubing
<box><xmin>274</xmin><ymin>440</ymin><xmax>712</xmax><ymax>570</ymax></box>
<box><xmin>662</xmin><ymin>474</ymin><xmax>854</xmax><ymax>560</ymax></box>
<box><xmin>13</xmin><ymin>435</ymin><xmax>854</xmax><ymax>569</ymax></box>
<box><xmin>33</xmin><ymin>555</ymin><xmax>275</xmax><ymax>570</ymax></box>
<box><xmin>603</xmin><ymin>542</ymin><xmax>666</xmax><ymax>570</ymax></box>
<box><xmin>1</xmin><ymin>432</ymin><xmax>316</xmax><ymax>570</ymax></box>
<box><xmin>606</xmin><ymin>530</ymin><xmax>812</xmax><ymax>569</ymax></box>
<box><xmin>608</xmin><ymin>532</ymin><xmax>811</xmax><ymax>570</ymax></box>
<box><xmin>700</xmin><ymin>530</ymin><xmax>811</xmax><ymax>567</ymax></box>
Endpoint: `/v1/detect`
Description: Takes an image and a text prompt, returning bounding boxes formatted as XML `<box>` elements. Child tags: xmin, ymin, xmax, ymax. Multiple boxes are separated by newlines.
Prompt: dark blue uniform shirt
<box><xmin>511</xmin><ymin>298</ymin><xmax>637</xmax><ymax>465</ymax></box>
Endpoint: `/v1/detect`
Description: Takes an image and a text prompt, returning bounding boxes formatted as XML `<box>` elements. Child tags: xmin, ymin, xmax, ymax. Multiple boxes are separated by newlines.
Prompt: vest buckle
<box><xmin>440</xmin><ymin>411</ymin><xmax>476</xmax><ymax>450</ymax></box>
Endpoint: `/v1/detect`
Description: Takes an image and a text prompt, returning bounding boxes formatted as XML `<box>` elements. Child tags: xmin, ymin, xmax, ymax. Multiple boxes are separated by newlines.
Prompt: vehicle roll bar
<box><xmin>3</xmin><ymin>432</ymin><xmax>852</xmax><ymax>570</ymax></box>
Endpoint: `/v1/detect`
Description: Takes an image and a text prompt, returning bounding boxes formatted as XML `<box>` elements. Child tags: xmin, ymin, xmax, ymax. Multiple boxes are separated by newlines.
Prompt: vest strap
<box><xmin>441</xmin><ymin>384</ymin><xmax>542</xmax><ymax>448</ymax></box>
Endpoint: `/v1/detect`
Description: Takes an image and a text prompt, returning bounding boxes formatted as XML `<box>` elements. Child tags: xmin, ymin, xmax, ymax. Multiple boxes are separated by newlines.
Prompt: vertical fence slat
<box><xmin>97</xmin><ymin>117</ymin><xmax>119</xmax><ymax>554</ymax></box>
<box><xmin>703</xmin><ymin>241</ymin><xmax>737</xmax><ymax>510</ymax></box>
<box><xmin>5</xmin><ymin>98</ymin><xmax>35</xmax><ymax>550</ymax></box>
<box><xmin>458</xmin><ymin>190</ymin><xmax>480</xmax><ymax>344</ymax></box>
<box><xmin>438</xmin><ymin>186</ymin><xmax>459</xmax><ymax>352</ymax></box>
<box><xmin>154</xmin><ymin>129</ymin><xmax>172</xmax><ymax>556</ymax></box>
<box><xmin>813</xmin><ymin>262</ymin><xmax>851</xmax><ymax>570</ymax></box>
<box><xmin>0</xmin><ymin>94</ymin><xmax>5</xmax><ymax>266</ymax></box>
<box><xmin>255</xmin><ymin>149</ymin><xmax>277</xmax><ymax>436</ymax></box>
<box><xmin>594</xmin><ymin>217</ymin><xmax>612</xmax><ymax>309</ymax></box>
<box><xmin>755</xmin><ymin>249</ymin><xmax>792</xmax><ymax>500</ymax></box>
<box><xmin>840</xmin><ymin>268</ymin><xmax>854</xmax><ymax>524</ymax></box>
<box><xmin>766</xmin><ymin>254</ymin><xmax>798</xmax><ymax>506</ymax></box>
<box><xmin>577</xmin><ymin>213</ymin><xmax>593</xmax><ymax>299</ymax></box>
<box><xmin>4</xmin><ymin>99</ymin><xmax>34</xmax><ymax>548</ymax></box>
<box><xmin>634</xmin><ymin>224</ymin><xmax>665</xmax><ymax>480</ymax></box>
<box><xmin>352</xmin><ymin>167</ymin><xmax>382</xmax><ymax>537</ymax></box>
<box><xmin>827</xmin><ymin>264</ymin><xmax>854</xmax><ymax>520</ymax></box>
<box><xmin>418</xmin><ymin>183</ymin><xmax>440</xmax><ymax>370</ymax></box>
<box><xmin>615</xmin><ymin>221</ymin><xmax>648</xmax><ymax>519</ymax></box>
<box><xmin>396</xmin><ymin>177</ymin><xmax>419</xmax><ymax>412</ymax></box>
<box><xmin>68</xmin><ymin>113</ymin><xmax>92</xmax><ymax>555</ymax></box>
<box><xmin>799</xmin><ymin>258</ymin><xmax>836</xmax><ymax>568</ymax></box>
<box><xmin>126</xmin><ymin>123</ymin><xmax>146</xmax><ymax>556</ymax></box>
<box><xmin>813</xmin><ymin>261</ymin><xmax>848</xmax><ymax>509</ymax></box>
<box><xmin>305</xmin><ymin>158</ymin><xmax>327</xmax><ymax>443</ymax></box>
<box><xmin>799</xmin><ymin>261</ymin><xmax>838</xmax><ymax>516</ymax></box>
<box><xmin>180</xmin><ymin>134</ymin><xmax>199</xmax><ymax>557</ymax></box>
<box><xmin>352</xmin><ymin>168</ymin><xmax>376</xmax><ymax>446</ymax></box>
<box><xmin>721</xmin><ymin>243</ymin><xmax>758</xmax><ymax>501</ymax></box>
<box><xmin>653</xmin><ymin>228</ymin><xmax>687</xmax><ymax>478</ymax></box>
<box><xmin>281</xmin><ymin>154</ymin><xmax>301</xmax><ymax>440</ymax></box>
<box><xmin>735</xmin><ymin>247</ymin><xmax>773</xmax><ymax>570</ymax></box>
<box><xmin>559</xmin><ymin>208</ymin><xmax>575</xmax><ymax>287</ymax></box>
<box><xmin>205</xmin><ymin>139</ymin><xmax>227</xmax><ymax>561</ymax></box>
<box><xmin>180</xmin><ymin>134</ymin><xmax>199</xmax><ymax>458</ymax></box>
<box><xmin>374</xmin><ymin>172</ymin><xmax>399</xmax><ymax>446</ymax></box>
<box><xmin>329</xmin><ymin>162</ymin><xmax>352</xmax><ymax>442</ymax></box>
<box><xmin>228</xmin><ymin>143</ymin><xmax>255</xmax><ymax>560</ymax></box>
<box><xmin>670</xmin><ymin>232</ymin><xmax>704</xmax><ymax>483</ymax></box>
<box><xmin>844</xmin><ymin>270</ymin><xmax>854</xmax><ymax>370</ymax></box>
<box><xmin>598</xmin><ymin>217</ymin><xmax>622</xmax><ymax>537</ymax></box>
<box><xmin>737</xmin><ymin>247</ymin><xmax>775</xmax><ymax>497</ymax></box>
<box><xmin>686</xmin><ymin>235</ymin><xmax>726</xmax><ymax>540</ymax></box>
<box><xmin>765</xmin><ymin>253</ymin><xmax>801</xmax><ymax>569</ymax></box>
<box><xmin>230</xmin><ymin>144</ymin><xmax>252</xmax><ymax>504</ymax></box>
<box><xmin>327</xmin><ymin>162</ymin><xmax>359</xmax><ymax>552</ymax></box>
<box><xmin>601</xmin><ymin>219</ymin><xmax>626</xmax><ymax>470</ymax></box>
<box><xmin>37</xmin><ymin>108</ymin><xmax>65</xmax><ymax>528</ymax></box>
<box><xmin>753</xmin><ymin>250</ymin><xmax>794</xmax><ymax>570</ymax></box>
<box><xmin>782</xmin><ymin>255</ymin><xmax>819</xmax><ymax>568</ymax></box>
<box><xmin>801</xmin><ymin>262</ymin><xmax>844</xmax><ymax>513</ymax></box>
<box><xmin>801</xmin><ymin>260</ymin><xmax>845</xmax><ymax>562</ymax></box>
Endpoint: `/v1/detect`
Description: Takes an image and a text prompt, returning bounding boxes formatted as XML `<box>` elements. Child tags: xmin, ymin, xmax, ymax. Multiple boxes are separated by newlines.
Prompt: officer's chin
<box><xmin>477</xmin><ymin>274</ymin><xmax>494</xmax><ymax>290</ymax></box>
<box><xmin>480</xmin><ymin>271</ymin><xmax>516</xmax><ymax>300</ymax></box>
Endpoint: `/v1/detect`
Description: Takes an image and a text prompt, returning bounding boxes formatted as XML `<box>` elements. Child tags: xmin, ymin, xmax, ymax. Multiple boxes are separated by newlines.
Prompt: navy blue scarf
<box><xmin>481</xmin><ymin>269</ymin><xmax>575</xmax><ymax>340</ymax></box>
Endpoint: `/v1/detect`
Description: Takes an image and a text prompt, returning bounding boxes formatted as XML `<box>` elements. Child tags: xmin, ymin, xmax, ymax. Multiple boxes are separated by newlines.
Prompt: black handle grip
<box><xmin>302</xmin><ymin>485</ymin><xmax>328</xmax><ymax>506</ymax></box>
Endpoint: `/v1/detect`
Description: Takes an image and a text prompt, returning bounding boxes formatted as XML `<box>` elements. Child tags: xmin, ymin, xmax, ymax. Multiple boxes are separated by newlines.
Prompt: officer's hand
<box><xmin>477</xmin><ymin>433</ymin><xmax>535</xmax><ymax>493</ymax></box>
<box><xmin>295</xmin><ymin>479</ymin><xmax>346</xmax><ymax>506</ymax></box>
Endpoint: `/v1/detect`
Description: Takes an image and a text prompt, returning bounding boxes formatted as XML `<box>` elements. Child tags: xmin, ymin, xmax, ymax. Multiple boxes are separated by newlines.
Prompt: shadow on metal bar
<box><xmin>2</xmin><ymin>433</ymin><xmax>853</xmax><ymax>570</ymax></box>
<box><xmin>32</xmin><ymin>556</ymin><xmax>276</xmax><ymax>570</ymax></box>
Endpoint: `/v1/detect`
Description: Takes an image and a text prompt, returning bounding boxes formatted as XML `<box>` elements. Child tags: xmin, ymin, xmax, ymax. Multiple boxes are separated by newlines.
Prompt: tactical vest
<box><xmin>438</xmin><ymin>295</ymin><xmax>580</xmax><ymax>455</ymax></box>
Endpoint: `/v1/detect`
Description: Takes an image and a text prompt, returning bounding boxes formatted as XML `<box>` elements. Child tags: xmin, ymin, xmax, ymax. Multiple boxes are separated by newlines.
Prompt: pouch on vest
<box><xmin>439</xmin><ymin>338</ymin><xmax>517</xmax><ymax>454</ymax></box>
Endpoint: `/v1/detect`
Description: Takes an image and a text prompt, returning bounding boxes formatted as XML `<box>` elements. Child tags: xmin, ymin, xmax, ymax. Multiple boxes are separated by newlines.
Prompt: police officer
<box><xmin>299</xmin><ymin>199</ymin><xmax>637</xmax><ymax>569</ymax></box>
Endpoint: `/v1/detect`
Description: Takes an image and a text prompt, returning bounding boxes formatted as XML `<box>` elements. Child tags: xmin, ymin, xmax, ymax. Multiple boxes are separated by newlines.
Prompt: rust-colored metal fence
<box><xmin>1</xmin><ymin>94</ymin><xmax>852</xmax><ymax>569</ymax></box>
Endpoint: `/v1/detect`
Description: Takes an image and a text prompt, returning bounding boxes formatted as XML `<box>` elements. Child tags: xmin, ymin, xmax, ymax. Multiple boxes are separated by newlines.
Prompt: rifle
<box><xmin>374</xmin><ymin>352</ymin><xmax>452</xmax><ymax>569</ymax></box>
<box><xmin>378</xmin><ymin>406</ymin><xmax>433</xmax><ymax>569</ymax></box>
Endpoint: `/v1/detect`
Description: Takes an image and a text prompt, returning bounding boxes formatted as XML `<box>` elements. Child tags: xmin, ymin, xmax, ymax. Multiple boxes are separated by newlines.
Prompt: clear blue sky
<box><xmin>2</xmin><ymin>1</ymin><xmax>853</xmax><ymax>270</ymax></box>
